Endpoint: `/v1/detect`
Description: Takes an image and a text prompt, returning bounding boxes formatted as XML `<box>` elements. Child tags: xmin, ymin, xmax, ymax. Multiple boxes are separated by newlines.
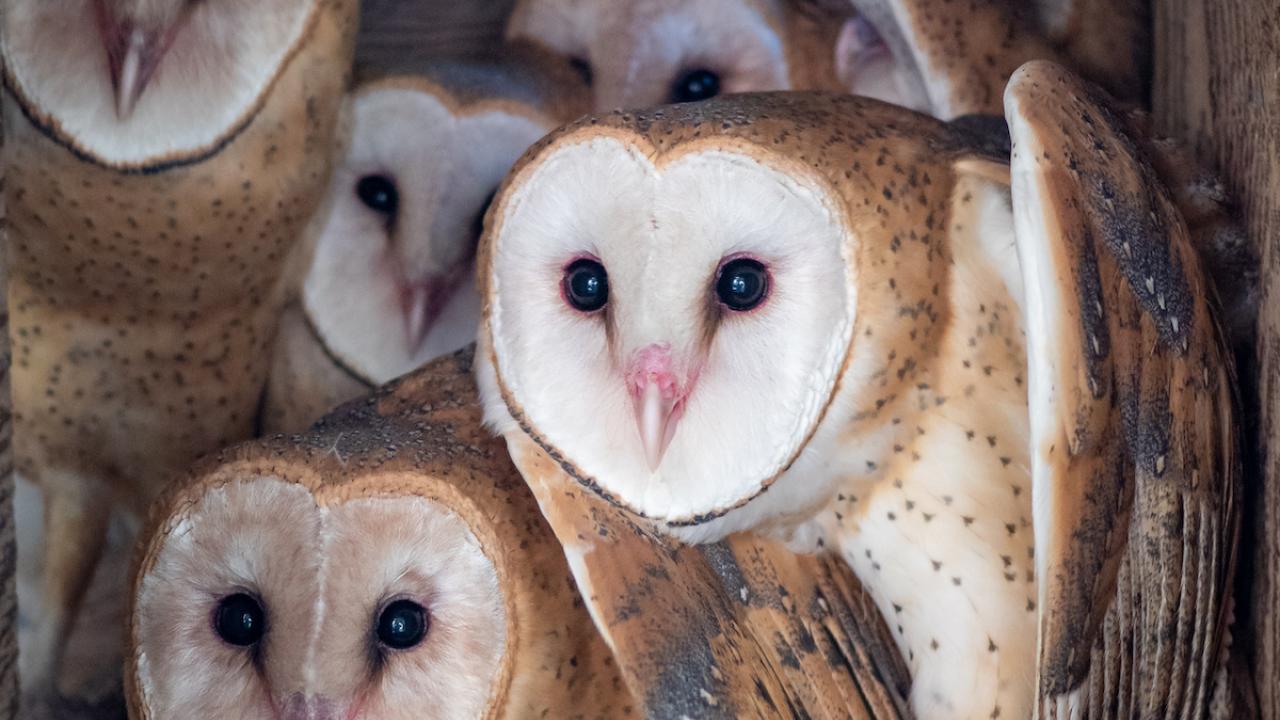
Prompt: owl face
<box><xmin>506</xmin><ymin>0</ymin><xmax>917</xmax><ymax>112</ymax></box>
<box><xmin>131</xmin><ymin>476</ymin><xmax>506</xmax><ymax>720</ymax></box>
<box><xmin>483</xmin><ymin>132</ymin><xmax>856</xmax><ymax>531</ymax></box>
<box><xmin>302</xmin><ymin>78</ymin><xmax>553</xmax><ymax>384</ymax></box>
<box><xmin>507</xmin><ymin>0</ymin><xmax>792</xmax><ymax>110</ymax></box>
<box><xmin>1</xmin><ymin>0</ymin><xmax>318</xmax><ymax>167</ymax></box>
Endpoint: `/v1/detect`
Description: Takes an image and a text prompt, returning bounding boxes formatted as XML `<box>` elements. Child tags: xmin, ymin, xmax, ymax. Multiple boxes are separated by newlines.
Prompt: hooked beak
<box><xmin>628</xmin><ymin>344</ymin><xmax>689</xmax><ymax>471</ymax></box>
<box><xmin>399</xmin><ymin>274</ymin><xmax>465</xmax><ymax>355</ymax></box>
<box><xmin>94</xmin><ymin>0</ymin><xmax>185</xmax><ymax>119</ymax></box>
<box><xmin>636</xmin><ymin>377</ymin><xmax>678</xmax><ymax>471</ymax></box>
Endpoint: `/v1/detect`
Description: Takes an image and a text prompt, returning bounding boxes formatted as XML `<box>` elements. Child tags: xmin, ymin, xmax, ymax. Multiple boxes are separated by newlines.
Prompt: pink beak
<box><xmin>94</xmin><ymin>0</ymin><xmax>184</xmax><ymax>119</ymax></box>
<box><xmin>399</xmin><ymin>277</ymin><xmax>454</xmax><ymax>354</ymax></box>
<box><xmin>277</xmin><ymin>693</ymin><xmax>346</xmax><ymax>720</ymax></box>
<box><xmin>627</xmin><ymin>344</ymin><xmax>686</xmax><ymax>471</ymax></box>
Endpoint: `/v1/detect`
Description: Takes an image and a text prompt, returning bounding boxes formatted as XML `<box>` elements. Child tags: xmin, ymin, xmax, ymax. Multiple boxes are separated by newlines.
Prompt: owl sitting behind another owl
<box><xmin>263</xmin><ymin>46</ymin><xmax>590</xmax><ymax>434</ymax></box>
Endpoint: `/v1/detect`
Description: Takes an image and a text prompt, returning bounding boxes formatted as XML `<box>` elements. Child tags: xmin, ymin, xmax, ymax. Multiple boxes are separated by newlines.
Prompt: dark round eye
<box><xmin>672</xmin><ymin>69</ymin><xmax>721</xmax><ymax>103</ymax></box>
<box><xmin>377</xmin><ymin>599</ymin><xmax>428</xmax><ymax>650</ymax></box>
<box><xmin>716</xmin><ymin>258</ymin><xmax>769</xmax><ymax>312</ymax></box>
<box><xmin>563</xmin><ymin>258</ymin><xmax>609</xmax><ymax>313</ymax></box>
<box><xmin>356</xmin><ymin>174</ymin><xmax>399</xmax><ymax>217</ymax></box>
<box><xmin>569</xmin><ymin>56</ymin><xmax>593</xmax><ymax>86</ymax></box>
<box><xmin>472</xmin><ymin>189</ymin><xmax>498</xmax><ymax>240</ymax></box>
<box><xmin>214</xmin><ymin>593</ymin><xmax>265</xmax><ymax>647</ymax></box>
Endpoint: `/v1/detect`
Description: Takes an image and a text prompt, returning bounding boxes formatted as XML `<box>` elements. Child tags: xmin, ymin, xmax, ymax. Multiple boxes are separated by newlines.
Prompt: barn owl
<box><xmin>130</xmin><ymin>347</ymin><xmax>910</xmax><ymax>719</ymax></box>
<box><xmin>477</xmin><ymin>65</ymin><xmax>1239</xmax><ymax>718</ymax></box>
<box><xmin>504</xmin><ymin>0</ymin><xmax>914</xmax><ymax>111</ymax></box>
<box><xmin>1</xmin><ymin>0</ymin><xmax>357</xmax><ymax>696</ymax></box>
<box><xmin>264</xmin><ymin>47</ymin><xmax>590</xmax><ymax>433</ymax></box>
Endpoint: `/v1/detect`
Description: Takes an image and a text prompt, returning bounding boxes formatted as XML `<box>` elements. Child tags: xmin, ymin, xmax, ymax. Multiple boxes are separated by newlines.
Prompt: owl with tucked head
<box><xmin>477</xmin><ymin>66</ymin><xmax>1240</xmax><ymax>718</ymax></box>
<box><xmin>264</xmin><ymin>47</ymin><xmax>590</xmax><ymax>433</ymax></box>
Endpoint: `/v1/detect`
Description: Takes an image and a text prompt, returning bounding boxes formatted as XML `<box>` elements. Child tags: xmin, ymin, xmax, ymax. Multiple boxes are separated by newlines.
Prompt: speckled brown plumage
<box><xmin>2</xmin><ymin>0</ymin><xmax>358</xmax><ymax>691</ymax></box>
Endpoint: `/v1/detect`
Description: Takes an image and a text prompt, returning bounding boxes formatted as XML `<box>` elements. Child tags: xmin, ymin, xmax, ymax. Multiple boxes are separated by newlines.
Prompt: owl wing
<box><xmin>504</xmin><ymin>432</ymin><xmax>911</xmax><ymax>720</ymax></box>
<box><xmin>998</xmin><ymin>61</ymin><xmax>1240</xmax><ymax>716</ymax></box>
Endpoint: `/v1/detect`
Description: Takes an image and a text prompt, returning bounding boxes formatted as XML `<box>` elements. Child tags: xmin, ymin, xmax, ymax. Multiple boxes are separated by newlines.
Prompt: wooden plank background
<box><xmin>357</xmin><ymin>0</ymin><xmax>516</xmax><ymax>66</ymax></box>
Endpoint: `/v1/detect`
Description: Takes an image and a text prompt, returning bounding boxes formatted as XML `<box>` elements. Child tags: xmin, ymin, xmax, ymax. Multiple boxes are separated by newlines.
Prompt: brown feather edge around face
<box><xmin>478</xmin><ymin>92</ymin><xmax>1007</xmax><ymax>528</ymax></box>
<box><xmin>125</xmin><ymin>350</ymin><xmax>535</xmax><ymax>717</ymax></box>
<box><xmin>0</xmin><ymin>0</ymin><xmax>340</xmax><ymax>174</ymax></box>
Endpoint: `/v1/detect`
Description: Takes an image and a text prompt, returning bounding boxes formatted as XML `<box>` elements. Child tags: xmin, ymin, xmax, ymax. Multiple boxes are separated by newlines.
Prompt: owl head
<box><xmin>477</xmin><ymin>93</ymin><xmax>984</xmax><ymax>541</ymax></box>
<box><xmin>298</xmin><ymin>49</ymin><xmax>590</xmax><ymax>387</ymax></box>
<box><xmin>1</xmin><ymin>0</ymin><xmax>328</xmax><ymax>168</ymax></box>
<box><xmin>128</xmin><ymin>349</ymin><xmax>626</xmax><ymax>719</ymax></box>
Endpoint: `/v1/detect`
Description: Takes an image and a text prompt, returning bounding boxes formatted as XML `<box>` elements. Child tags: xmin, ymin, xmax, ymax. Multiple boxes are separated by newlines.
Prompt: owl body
<box><xmin>479</xmin><ymin>83</ymin><xmax>1238</xmax><ymax>719</ymax></box>
<box><xmin>264</xmin><ymin>47</ymin><xmax>589</xmax><ymax>433</ymax></box>
<box><xmin>2</xmin><ymin>0</ymin><xmax>357</xmax><ymax>691</ymax></box>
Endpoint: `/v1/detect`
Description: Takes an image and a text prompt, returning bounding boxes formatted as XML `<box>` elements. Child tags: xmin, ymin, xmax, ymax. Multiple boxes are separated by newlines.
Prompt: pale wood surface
<box><xmin>1154</xmin><ymin>0</ymin><xmax>1279</xmax><ymax>716</ymax></box>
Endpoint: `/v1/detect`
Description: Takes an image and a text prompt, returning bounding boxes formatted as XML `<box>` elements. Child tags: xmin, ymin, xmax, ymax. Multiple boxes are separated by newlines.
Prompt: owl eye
<box><xmin>562</xmin><ymin>258</ymin><xmax>609</xmax><ymax>313</ymax></box>
<box><xmin>214</xmin><ymin>593</ymin><xmax>265</xmax><ymax>647</ymax></box>
<box><xmin>715</xmin><ymin>257</ymin><xmax>770</xmax><ymax>312</ymax></box>
<box><xmin>569</xmin><ymin>56</ymin><xmax>593</xmax><ymax>86</ymax></box>
<box><xmin>356</xmin><ymin>174</ymin><xmax>399</xmax><ymax>218</ymax></box>
<box><xmin>672</xmin><ymin>69</ymin><xmax>721</xmax><ymax>103</ymax></box>
<box><xmin>376</xmin><ymin>599</ymin><xmax>429</xmax><ymax>650</ymax></box>
<box><xmin>472</xmin><ymin>188</ymin><xmax>498</xmax><ymax>240</ymax></box>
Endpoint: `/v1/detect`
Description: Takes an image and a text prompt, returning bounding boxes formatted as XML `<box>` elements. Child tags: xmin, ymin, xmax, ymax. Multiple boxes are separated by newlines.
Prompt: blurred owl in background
<box><xmin>264</xmin><ymin>45</ymin><xmax>590</xmax><ymax>433</ymax></box>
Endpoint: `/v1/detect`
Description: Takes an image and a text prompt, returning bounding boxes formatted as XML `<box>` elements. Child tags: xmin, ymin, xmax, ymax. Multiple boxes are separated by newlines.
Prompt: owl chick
<box><xmin>131</xmin><ymin>347</ymin><xmax>908</xmax><ymax>719</ymax></box>
<box><xmin>264</xmin><ymin>47</ymin><xmax>590</xmax><ymax>433</ymax></box>
<box><xmin>1</xmin><ymin>0</ymin><xmax>357</xmax><ymax>694</ymax></box>
<box><xmin>505</xmin><ymin>0</ymin><xmax>929</xmax><ymax>111</ymax></box>
<box><xmin>477</xmin><ymin>70</ymin><xmax>1238</xmax><ymax>718</ymax></box>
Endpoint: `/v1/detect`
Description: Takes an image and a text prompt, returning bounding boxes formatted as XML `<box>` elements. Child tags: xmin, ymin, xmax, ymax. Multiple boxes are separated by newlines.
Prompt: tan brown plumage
<box><xmin>477</xmin><ymin>65</ymin><xmax>1239</xmax><ymax>718</ymax></box>
<box><xmin>2</xmin><ymin>0</ymin><xmax>358</xmax><ymax>693</ymax></box>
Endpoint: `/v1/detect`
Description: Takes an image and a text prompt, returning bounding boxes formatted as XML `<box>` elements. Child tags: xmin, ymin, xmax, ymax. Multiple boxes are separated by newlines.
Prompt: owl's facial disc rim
<box><xmin>485</xmin><ymin>135</ymin><xmax>858</xmax><ymax>529</ymax></box>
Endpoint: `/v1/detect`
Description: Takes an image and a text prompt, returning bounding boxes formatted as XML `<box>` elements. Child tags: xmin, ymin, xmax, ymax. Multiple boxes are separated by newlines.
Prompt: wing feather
<box><xmin>1000</xmin><ymin>61</ymin><xmax>1240</xmax><ymax>718</ymax></box>
<box><xmin>504</xmin><ymin>432</ymin><xmax>911</xmax><ymax>719</ymax></box>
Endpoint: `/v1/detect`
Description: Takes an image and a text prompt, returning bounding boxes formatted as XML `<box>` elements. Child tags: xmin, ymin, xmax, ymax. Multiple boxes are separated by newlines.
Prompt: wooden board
<box><xmin>357</xmin><ymin>0</ymin><xmax>516</xmax><ymax>66</ymax></box>
<box><xmin>1154</xmin><ymin>0</ymin><xmax>1279</xmax><ymax>716</ymax></box>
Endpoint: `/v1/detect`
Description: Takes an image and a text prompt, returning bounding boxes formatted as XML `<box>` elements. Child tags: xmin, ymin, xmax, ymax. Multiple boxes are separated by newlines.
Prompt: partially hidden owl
<box><xmin>131</xmin><ymin>347</ymin><xmax>912</xmax><ymax>719</ymax></box>
<box><xmin>264</xmin><ymin>46</ymin><xmax>590</xmax><ymax>434</ymax></box>
<box><xmin>1</xmin><ymin>0</ymin><xmax>357</xmax><ymax>694</ymax></box>
<box><xmin>504</xmin><ymin>0</ymin><xmax>878</xmax><ymax>111</ymax></box>
<box><xmin>477</xmin><ymin>64</ymin><xmax>1240</xmax><ymax>719</ymax></box>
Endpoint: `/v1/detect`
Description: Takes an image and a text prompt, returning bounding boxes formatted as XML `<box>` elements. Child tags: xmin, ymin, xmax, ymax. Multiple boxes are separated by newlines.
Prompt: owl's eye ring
<box><xmin>213</xmin><ymin>592</ymin><xmax>266</xmax><ymax>648</ymax></box>
<box><xmin>356</xmin><ymin>173</ymin><xmax>399</xmax><ymax>220</ymax></box>
<box><xmin>672</xmin><ymin>68</ymin><xmax>722</xmax><ymax>104</ymax></box>
<box><xmin>715</xmin><ymin>256</ymin><xmax>770</xmax><ymax>312</ymax></box>
<box><xmin>562</xmin><ymin>257</ymin><xmax>609</xmax><ymax>313</ymax></box>
<box><xmin>375</xmin><ymin>598</ymin><xmax>430</xmax><ymax>651</ymax></box>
